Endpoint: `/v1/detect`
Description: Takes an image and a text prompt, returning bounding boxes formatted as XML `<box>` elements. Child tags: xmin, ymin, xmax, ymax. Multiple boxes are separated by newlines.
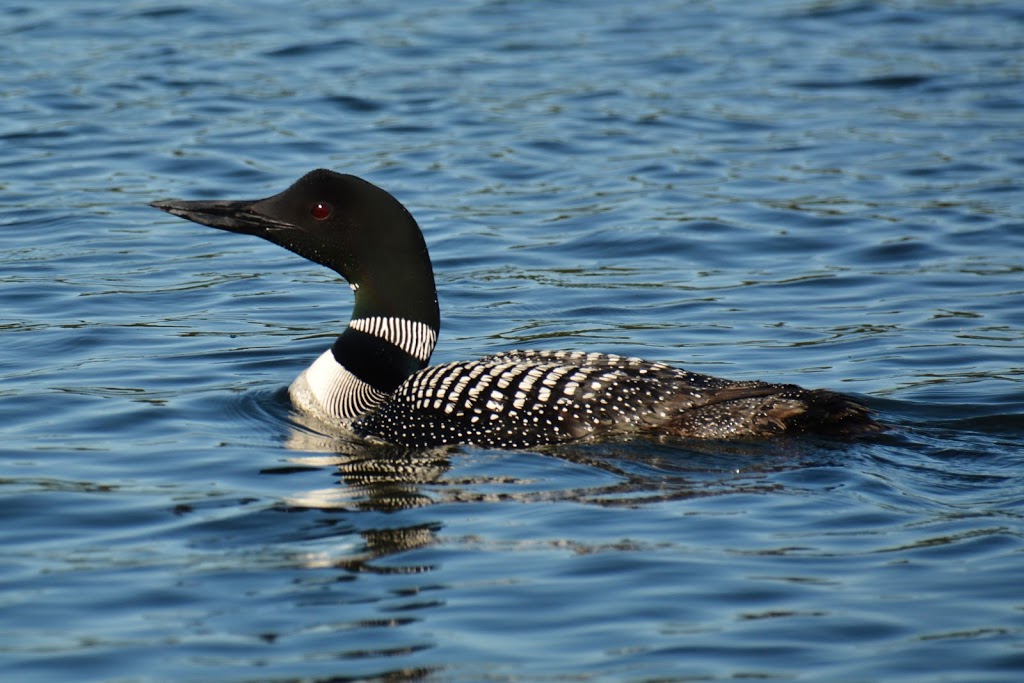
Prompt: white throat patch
<box><xmin>289</xmin><ymin>349</ymin><xmax>387</xmax><ymax>421</ymax></box>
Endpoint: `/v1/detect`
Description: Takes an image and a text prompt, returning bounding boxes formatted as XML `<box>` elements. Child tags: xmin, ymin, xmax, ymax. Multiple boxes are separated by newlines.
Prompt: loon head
<box><xmin>151</xmin><ymin>169</ymin><xmax>439</xmax><ymax>329</ymax></box>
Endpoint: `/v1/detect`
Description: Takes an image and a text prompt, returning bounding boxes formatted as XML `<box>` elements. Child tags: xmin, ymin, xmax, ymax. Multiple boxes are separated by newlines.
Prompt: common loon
<box><xmin>152</xmin><ymin>169</ymin><xmax>878</xmax><ymax>449</ymax></box>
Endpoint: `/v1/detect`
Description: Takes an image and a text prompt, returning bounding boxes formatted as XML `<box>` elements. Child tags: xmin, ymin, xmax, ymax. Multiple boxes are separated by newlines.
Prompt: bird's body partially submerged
<box><xmin>152</xmin><ymin>169</ymin><xmax>878</xmax><ymax>449</ymax></box>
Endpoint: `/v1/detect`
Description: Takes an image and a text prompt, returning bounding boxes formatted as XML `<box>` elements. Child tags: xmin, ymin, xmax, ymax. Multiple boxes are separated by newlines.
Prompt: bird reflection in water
<box><xmin>259</xmin><ymin>409</ymin><xmax>849</xmax><ymax>577</ymax></box>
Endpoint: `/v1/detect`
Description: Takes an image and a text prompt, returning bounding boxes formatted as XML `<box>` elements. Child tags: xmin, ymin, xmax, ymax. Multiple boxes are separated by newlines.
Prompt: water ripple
<box><xmin>1</xmin><ymin>1</ymin><xmax>1022</xmax><ymax>681</ymax></box>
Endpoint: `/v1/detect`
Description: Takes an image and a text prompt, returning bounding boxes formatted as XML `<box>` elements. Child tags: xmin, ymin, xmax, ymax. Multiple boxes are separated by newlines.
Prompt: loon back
<box><xmin>356</xmin><ymin>350</ymin><xmax>875</xmax><ymax>448</ymax></box>
<box><xmin>151</xmin><ymin>169</ymin><xmax>879</xmax><ymax>449</ymax></box>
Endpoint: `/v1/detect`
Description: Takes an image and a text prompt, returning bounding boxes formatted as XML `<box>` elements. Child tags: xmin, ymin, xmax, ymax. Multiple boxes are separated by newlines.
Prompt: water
<box><xmin>2</xmin><ymin>0</ymin><xmax>1022</xmax><ymax>680</ymax></box>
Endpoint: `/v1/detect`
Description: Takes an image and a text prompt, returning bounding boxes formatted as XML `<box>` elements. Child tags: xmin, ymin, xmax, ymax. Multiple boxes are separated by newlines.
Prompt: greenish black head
<box><xmin>151</xmin><ymin>169</ymin><xmax>439</xmax><ymax>329</ymax></box>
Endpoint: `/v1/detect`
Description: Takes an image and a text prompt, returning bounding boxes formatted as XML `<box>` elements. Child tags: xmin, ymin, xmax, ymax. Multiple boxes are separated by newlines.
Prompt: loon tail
<box><xmin>666</xmin><ymin>385</ymin><xmax>880</xmax><ymax>439</ymax></box>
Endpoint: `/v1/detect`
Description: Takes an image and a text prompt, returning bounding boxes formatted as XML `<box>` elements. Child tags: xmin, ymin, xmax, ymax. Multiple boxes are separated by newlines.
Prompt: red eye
<box><xmin>311</xmin><ymin>202</ymin><xmax>332</xmax><ymax>220</ymax></box>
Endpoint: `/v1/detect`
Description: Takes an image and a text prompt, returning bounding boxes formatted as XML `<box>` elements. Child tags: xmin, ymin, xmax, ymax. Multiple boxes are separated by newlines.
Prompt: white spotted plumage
<box><xmin>353</xmin><ymin>349</ymin><xmax>745</xmax><ymax>449</ymax></box>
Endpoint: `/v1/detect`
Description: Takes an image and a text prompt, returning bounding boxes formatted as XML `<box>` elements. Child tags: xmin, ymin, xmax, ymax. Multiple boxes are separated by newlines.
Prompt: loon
<box><xmin>151</xmin><ymin>169</ymin><xmax>878</xmax><ymax>449</ymax></box>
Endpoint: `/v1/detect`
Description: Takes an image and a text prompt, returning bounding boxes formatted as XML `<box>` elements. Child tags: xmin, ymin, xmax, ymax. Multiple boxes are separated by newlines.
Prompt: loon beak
<box><xmin>150</xmin><ymin>198</ymin><xmax>294</xmax><ymax>236</ymax></box>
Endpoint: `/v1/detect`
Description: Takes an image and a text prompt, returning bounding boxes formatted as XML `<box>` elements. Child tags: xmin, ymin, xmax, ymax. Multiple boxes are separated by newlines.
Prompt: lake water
<box><xmin>2</xmin><ymin>1</ymin><xmax>1023</xmax><ymax>681</ymax></box>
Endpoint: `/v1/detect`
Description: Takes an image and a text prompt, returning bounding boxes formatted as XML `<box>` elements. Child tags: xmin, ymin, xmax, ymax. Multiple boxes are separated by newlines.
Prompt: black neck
<box><xmin>335</xmin><ymin>203</ymin><xmax>440</xmax><ymax>390</ymax></box>
<box><xmin>347</xmin><ymin>237</ymin><xmax>440</xmax><ymax>333</ymax></box>
<box><xmin>331</xmin><ymin>327</ymin><xmax>426</xmax><ymax>393</ymax></box>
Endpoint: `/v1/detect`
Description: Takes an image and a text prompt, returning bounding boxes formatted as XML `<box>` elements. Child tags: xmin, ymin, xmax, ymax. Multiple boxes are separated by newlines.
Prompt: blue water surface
<box><xmin>2</xmin><ymin>1</ymin><xmax>1023</xmax><ymax>681</ymax></box>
